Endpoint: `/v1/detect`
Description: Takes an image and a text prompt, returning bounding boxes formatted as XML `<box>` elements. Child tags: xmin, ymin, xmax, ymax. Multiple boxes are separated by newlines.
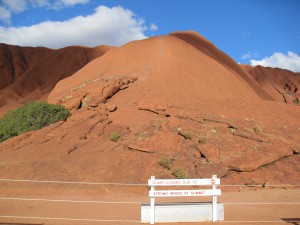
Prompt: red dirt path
<box><xmin>0</xmin><ymin>184</ymin><xmax>299</xmax><ymax>225</ymax></box>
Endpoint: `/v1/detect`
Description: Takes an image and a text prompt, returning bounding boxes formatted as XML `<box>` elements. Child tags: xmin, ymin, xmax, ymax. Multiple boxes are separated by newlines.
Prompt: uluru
<box><xmin>0</xmin><ymin>30</ymin><xmax>299</xmax><ymax>187</ymax></box>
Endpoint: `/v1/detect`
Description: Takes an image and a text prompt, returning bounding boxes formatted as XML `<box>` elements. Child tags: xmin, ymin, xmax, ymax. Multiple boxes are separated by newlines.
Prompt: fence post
<box><xmin>212</xmin><ymin>174</ymin><xmax>217</xmax><ymax>222</ymax></box>
<box><xmin>150</xmin><ymin>176</ymin><xmax>155</xmax><ymax>224</ymax></box>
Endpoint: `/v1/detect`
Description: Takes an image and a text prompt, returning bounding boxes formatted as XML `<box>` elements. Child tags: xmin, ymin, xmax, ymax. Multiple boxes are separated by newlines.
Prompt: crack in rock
<box><xmin>226</xmin><ymin>147</ymin><xmax>293</xmax><ymax>172</ymax></box>
<box><xmin>233</xmin><ymin>132</ymin><xmax>270</xmax><ymax>143</ymax></box>
<box><xmin>126</xmin><ymin>144</ymin><xmax>155</xmax><ymax>153</ymax></box>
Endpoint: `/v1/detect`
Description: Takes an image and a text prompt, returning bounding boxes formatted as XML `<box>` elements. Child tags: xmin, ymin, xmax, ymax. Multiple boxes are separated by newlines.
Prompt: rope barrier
<box><xmin>0</xmin><ymin>178</ymin><xmax>145</xmax><ymax>186</ymax></box>
<box><xmin>1</xmin><ymin>197</ymin><xmax>299</xmax><ymax>205</ymax></box>
<box><xmin>209</xmin><ymin>221</ymin><xmax>300</xmax><ymax>223</ymax></box>
<box><xmin>0</xmin><ymin>215</ymin><xmax>140</xmax><ymax>223</ymax></box>
<box><xmin>223</xmin><ymin>202</ymin><xmax>300</xmax><ymax>205</ymax></box>
<box><xmin>220</xmin><ymin>184</ymin><xmax>300</xmax><ymax>187</ymax></box>
<box><xmin>0</xmin><ymin>216</ymin><xmax>298</xmax><ymax>224</ymax></box>
<box><xmin>0</xmin><ymin>178</ymin><xmax>299</xmax><ymax>187</ymax></box>
<box><xmin>0</xmin><ymin>197</ymin><xmax>141</xmax><ymax>204</ymax></box>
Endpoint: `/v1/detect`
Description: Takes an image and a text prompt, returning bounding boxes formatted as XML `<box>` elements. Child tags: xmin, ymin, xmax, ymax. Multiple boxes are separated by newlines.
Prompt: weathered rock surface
<box><xmin>227</xmin><ymin>145</ymin><xmax>293</xmax><ymax>172</ymax></box>
<box><xmin>196</xmin><ymin>163</ymin><xmax>229</xmax><ymax>178</ymax></box>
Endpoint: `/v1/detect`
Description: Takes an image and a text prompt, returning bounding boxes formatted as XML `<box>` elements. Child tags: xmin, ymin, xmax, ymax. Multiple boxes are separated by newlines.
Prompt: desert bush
<box><xmin>252</xmin><ymin>125</ymin><xmax>262</xmax><ymax>133</ymax></box>
<box><xmin>198</xmin><ymin>136</ymin><xmax>207</xmax><ymax>144</ymax></box>
<box><xmin>182</xmin><ymin>130</ymin><xmax>192</xmax><ymax>139</ymax></box>
<box><xmin>172</xmin><ymin>168</ymin><xmax>188</xmax><ymax>179</ymax></box>
<box><xmin>158</xmin><ymin>156</ymin><xmax>172</xmax><ymax>170</ymax></box>
<box><xmin>0</xmin><ymin>102</ymin><xmax>71</xmax><ymax>142</ymax></box>
<box><xmin>110</xmin><ymin>132</ymin><xmax>121</xmax><ymax>142</ymax></box>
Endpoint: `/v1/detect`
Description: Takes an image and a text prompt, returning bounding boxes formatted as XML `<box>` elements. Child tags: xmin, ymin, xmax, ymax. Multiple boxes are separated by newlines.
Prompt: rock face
<box><xmin>0</xmin><ymin>31</ymin><xmax>299</xmax><ymax>186</ymax></box>
<box><xmin>0</xmin><ymin>43</ymin><xmax>113</xmax><ymax>116</ymax></box>
<box><xmin>242</xmin><ymin>65</ymin><xmax>300</xmax><ymax>105</ymax></box>
<box><xmin>0</xmin><ymin>44</ymin><xmax>51</xmax><ymax>90</ymax></box>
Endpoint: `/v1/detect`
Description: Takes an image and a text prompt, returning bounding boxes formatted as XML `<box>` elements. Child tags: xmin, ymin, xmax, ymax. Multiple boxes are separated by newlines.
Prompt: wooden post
<box><xmin>150</xmin><ymin>176</ymin><xmax>155</xmax><ymax>224</ymax></box>
<box><xmin>212</xmin><ymin>175</ymin><xmax>217</xmax><ymax>222</ymax></box>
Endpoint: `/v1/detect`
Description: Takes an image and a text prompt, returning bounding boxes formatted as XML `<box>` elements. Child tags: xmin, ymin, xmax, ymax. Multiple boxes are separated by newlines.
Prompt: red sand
<box><xmin>0</xmin><ymin>184</ymin><xmax>299</xmax><ymax>225</ymax></box>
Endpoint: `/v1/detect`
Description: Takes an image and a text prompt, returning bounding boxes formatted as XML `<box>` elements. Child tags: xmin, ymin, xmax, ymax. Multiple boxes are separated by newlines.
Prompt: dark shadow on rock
<box><xmin>282</xmin><ymin>218</ymin><xmax>300</xmax><ymax>225</ymax></box>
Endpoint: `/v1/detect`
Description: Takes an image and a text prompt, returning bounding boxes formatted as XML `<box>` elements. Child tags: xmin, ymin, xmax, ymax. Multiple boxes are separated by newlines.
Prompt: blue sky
<box><xmin>0</xmin><ymin>0</ymin><xmax>300</xmax><ymax>71</ymax></box>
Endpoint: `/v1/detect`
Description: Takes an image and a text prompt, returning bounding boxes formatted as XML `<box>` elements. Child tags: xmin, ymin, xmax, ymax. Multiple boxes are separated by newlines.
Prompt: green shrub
<box><xmin>110</xmin><ymin>132</ymin><xmax>121</xmax><ymax>142</ymax></box>
<box><xmin>0</xmin><ymin>102</ymin><xmax>71</xmax><ymax>142</ymax></box>
<box><xmin>158</xmin><ymin>156</ymin><xmax>172</xmax><ymax>170</ymax></box>
<box><xmin>172</xmin><ymin>168</ymin><xmax>188</xmax><ymax>179</ymax></box>
<box><xmin>198</xmin><ymin>136</ymin><xmax>207</xmax><ymax>144</ymax></box>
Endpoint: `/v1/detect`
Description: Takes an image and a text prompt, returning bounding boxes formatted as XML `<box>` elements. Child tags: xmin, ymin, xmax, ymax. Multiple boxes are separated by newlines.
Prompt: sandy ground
<box><xmin>0</xmin><ymin>183</ymin><xmax>299</xmax><ymax>225</ymax></box>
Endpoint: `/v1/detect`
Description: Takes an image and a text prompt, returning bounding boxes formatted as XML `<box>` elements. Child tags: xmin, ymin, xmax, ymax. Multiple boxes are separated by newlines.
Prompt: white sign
<box><xmin>147</xmin><ymin>175</ymin><xmax>220</xmax><ymax>224</ymax></box>
<box><xmin>148</xmin><ymin>178</ymin><xmax>220</xmax><ymax>186</ymax></box>
<box><xmin>149</xmin><ymin>189</ymin><xmax>221</xmax><ymax>197</ymax></box>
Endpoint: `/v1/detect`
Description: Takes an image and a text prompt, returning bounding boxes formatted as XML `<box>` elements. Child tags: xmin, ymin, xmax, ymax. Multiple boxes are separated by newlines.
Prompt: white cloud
<box><xmin>2</xmin><ymin>0</ymin><xmax>28</xmax><ymax>13</ymax></box>
<box><xmin>0</xmin><ymin>0</ymin><xmax>89</xmax><ymax>22</ymax></box>
<box><xmin>149</xmin><ymin>23</ymin><xmax>158</xmax><ymax>31</ymax></box>
<box><xmin>30</xmin><ymin>0</ymin><xmax>49</xmax><ymax>8</ymax></box>
<box><xmin>0</xmin><ymin>5</ymin><xmax>154</xmax><ymax>48</ymax></box>
<box><xmin>0</xmin><ymin>0</ymin><xmax>49</xmax><ymax>13</ymax></box>
<box><xmin>242</xmin><ymin>51</ymin><xmax>259</xmax><ymax>60</ymax></box>
<box><xmin>55</xmin><ymin>0</ymin><xmax>89</xmax><ymax>5</ymax></box>
<box><xmin>51</xmin><ymin>0</ymin><xmax>90</xmax><ymax>9</ymax></box>
<box><xmin>0</xmin><ymin>6</ymin><xmax>11</xmax><ymax>20</ymax></box>
<box><xmin>251</xmin><ymin>51</ymin><xmax>300</xmax><ymax>72</ymax></box>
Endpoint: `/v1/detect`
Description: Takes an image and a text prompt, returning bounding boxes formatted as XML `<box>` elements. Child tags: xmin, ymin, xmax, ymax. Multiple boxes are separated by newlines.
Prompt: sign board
<box><xmin>149</xmin><ymin>189</ymin><xmax>221</xmax><ymax>197</ymax></box>
<box><xmin>147</xmin><ymin>175</ymin><xmax>220</xmax><ymax>224</ymax></box>
<box><xmin>148</xmin><ymin>178</ymin><xmax>220</xmax><ymax>186</ymax></box>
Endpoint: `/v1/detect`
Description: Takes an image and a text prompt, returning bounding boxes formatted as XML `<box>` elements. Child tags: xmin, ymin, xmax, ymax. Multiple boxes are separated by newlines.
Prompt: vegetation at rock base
<box><xmin>158</xmin><ymin>156</ymin><xmax>172</xmax><ymax>170</ymax></box>
<box><xmin>172</xmin><ymin>168</ymin><xmax>188</xmax><ymax>179</ymax></box>
<box><xmin>0</xmin><ymin>102</ymin><xmax>71</xmax><ymax>142</ymax></box>
<box><xmin>110</xmin><ymin>132</ymin><xmax>121</xmax><ymax>142</ymax></box>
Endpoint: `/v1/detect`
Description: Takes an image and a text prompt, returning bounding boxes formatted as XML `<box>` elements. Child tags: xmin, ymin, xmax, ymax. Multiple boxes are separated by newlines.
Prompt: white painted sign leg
<box><xmin>212</xmin><ymin>175</ymin><xmax>217</xmax><ymax>222</ymax></box>
<box><xmin>150</xmin><ymin>176</ymin><xmax>155</xmax><ymax>224</ymax></box>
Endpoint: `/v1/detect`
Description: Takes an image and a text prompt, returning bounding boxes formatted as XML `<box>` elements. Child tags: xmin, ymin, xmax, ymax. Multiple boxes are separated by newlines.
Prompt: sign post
<box><xmin>212</xmin><ymin>175</ymin><xmax>217</xmax><ymax>222</ymax></box>
<box><xmin>150</xmin><ymin>176</ymin><xmax>155</xmax><ymax>224</ymax></box>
